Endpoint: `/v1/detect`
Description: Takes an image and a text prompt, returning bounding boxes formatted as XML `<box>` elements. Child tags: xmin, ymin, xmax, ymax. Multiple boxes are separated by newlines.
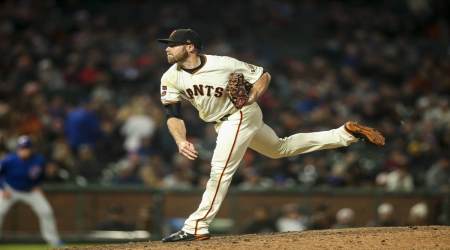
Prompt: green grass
<box><xmin>0</xmin><ymin>245</ymin><xmax>51</xmax><ymax>250</ymax></box>
<box><xmin>0</xmin><ymin>244</ymin><xmax>95</xmax><ymax>250</ymax></box>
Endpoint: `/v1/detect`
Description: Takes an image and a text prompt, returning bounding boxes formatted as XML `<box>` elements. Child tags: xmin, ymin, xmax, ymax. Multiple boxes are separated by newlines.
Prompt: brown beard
<box><xmin>167</xmin><ymin>47</ymin><xmax>188</xmax><ymax>64</ymax></box>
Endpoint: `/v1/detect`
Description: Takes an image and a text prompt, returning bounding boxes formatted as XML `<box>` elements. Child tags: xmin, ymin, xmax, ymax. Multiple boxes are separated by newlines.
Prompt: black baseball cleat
<box><xmin>161</xmin><ymin>230</ymin><xmax>210</xmax><ymax>242</ymax></box>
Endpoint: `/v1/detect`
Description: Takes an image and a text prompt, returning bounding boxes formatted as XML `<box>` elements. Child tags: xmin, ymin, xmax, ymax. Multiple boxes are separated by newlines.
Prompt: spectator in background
<box><xmin>44</xmin><ymin>160</ymin><xmax>71</xmax><ymax>183</ymax></box>
<box><xmin>367</xmin><ymin>203</ymin><xmax>398</xmax><ymax>227</ymax></box>
<box><xmin>425</xmin><ymin>157</ymin><xmax>450</xmax><ymax>191</ymax></box>
<box><xmin>326</xmin><ymin>151</ymin><xmax>363</xmax><ymax>188</ymax></box>
<box><xmin>377</xmin><ymin>151</ymin><xmax>414</xmax><ymax>192</ymax></box>
<box><xmin>16</xmin><ymin>82</ymin><xmax>45</xmax><ymax>137</ymax></box>
<box><xmin>326</xmin><ymin>162</ymin><xmax>349</xmax><ymax>187</ymax></box>
<box><xmin>64</xmin><ymin>100</ymin><xmax>102</xmax><ymax>153</ymax></box>
<box><xmin>238</xmin><ymin>167</ymin><xmax>273</xmax><ymax>190</ymax></box>
<box><xmin>162</xmin><ymin>166</ymin><xmax>193</xmax><ymax>189</ymax></box>
<box><xmin>140</xmin><ymin>155</ymin><xmax>166</xmax><ymax>188</ymax></box>
<box><xmin>50</xmin><ymin>138</ymin><xmax>75</xmax><ymax>172</ymax></box>
<box><xmin>74</xmin><ymin>144</ymin><xmax>102</xmax><ymax>185</ymax></box>
<box><xmin>96</xmin><ymin>118</ymin><xmax>125</xmax><ymax>165</ymax></box>
<box><xmin>108</xmin><ymin>151</ymin><xmax>144</xmax><ymax>185</ymax></box>
<box><xmin>298</xmin><ymin>157</ymin><xmax>321</xmax><ymax>187</ymax></box>
<box><xmin>37</xmin><ymin>59</ymin><xmax>66</xmax><ymax>91</ymax></box>
<box><xmin>408</xmin><ymin>202</ymin><xmax>428</xmax><ymax>226</ymax></box>
<box><xmin>260</xmin><ymin>159</ymin><xmax>292</xmax><ymax>187</ymax></box>
<box><xmin>45</xmin><ymin>96</ymin><xmax>67</xmax><ymax>140</ymax></box>
<box><xmin>332</xmin><ymin>208</ymin><xmax>355</xmax><ymax>229</ymax></box>
<box><xmin>241</xmin><ymin>206</ymin><xmax>277</xmax><ymax>234</ymax></box>
<box><xmin>118</xmin><ymin>96</ymin><xmax>156</xmax><ymax>152</ymax></box>
<box><xmin>276</xmin><ymin>204</ymin><xmax>308</xmax><ymax>232</ymax></box>
<box><xmin>384</xmin><ymin>164</ymin><xmax>415</xmax><ymax>192</ymax></box>
<box><xmin>309</xmin><ymin>204</ymin><xmax>333</xmax><ymax>230</ymax></box>
<box><xmin>8</xmin><ymin>54</ymin><xmax>36</xmax><ymax>91</ymax></box>
<box><xmin>161</xmin><ymin>155</ymin><xmax>193</xmax><ymax>189</ymax></box>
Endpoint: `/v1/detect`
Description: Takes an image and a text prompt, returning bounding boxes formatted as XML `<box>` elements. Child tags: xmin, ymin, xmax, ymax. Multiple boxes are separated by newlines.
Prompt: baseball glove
<box><xmin>225</xmin><ymin>72</ymin><xmax>253</xmax><ymax>109</ymax></box>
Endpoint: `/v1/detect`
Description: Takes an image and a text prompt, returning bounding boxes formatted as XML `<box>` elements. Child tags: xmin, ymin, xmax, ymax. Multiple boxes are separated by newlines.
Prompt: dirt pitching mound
<box><xmin>67</xmin><ymin>226</ymin><xmax>450</xmax><ymax>250</ymax></box>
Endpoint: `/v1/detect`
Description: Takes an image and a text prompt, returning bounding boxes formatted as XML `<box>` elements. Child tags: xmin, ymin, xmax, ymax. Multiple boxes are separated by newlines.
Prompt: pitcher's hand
<box><xmin>177</xmin><ymin>141</ymin><xmax>198</xmax><ymax>160</ymax></box>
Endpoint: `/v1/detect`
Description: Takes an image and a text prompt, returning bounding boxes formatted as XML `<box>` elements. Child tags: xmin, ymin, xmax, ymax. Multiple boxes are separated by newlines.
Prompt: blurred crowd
<box><xmin>238</xmin><ymin>201</ymin><xmax>433</xmax><ymax>234</ymax></box>
<box><xmin>159</xmin><ymin>201</ymin><xmax>435</xmax><ymax>235</ymax></box>
<box><xmin>0</xmin><ymin>0</ymin><xmax>449</xmax><ymax>191</ymax></box>
<box><xmin>101</xmin><ymin>200</ymin><xmax>435</xmax><ymax>235</ymax></box>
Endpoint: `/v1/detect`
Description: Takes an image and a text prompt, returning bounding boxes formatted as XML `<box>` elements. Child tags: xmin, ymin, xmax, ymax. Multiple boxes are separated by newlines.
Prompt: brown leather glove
<box><xmin>225</xmin><ymin>72</ymin><xmax>253</xmax><ymax>109</ymax></box>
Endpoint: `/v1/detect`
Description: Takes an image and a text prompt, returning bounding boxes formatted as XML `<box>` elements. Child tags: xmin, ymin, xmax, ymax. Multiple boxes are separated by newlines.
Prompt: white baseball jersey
<box><xmin>160</xmin><ymin>54</ymin><xmax>263</xmax><ymax>122</ymax></box>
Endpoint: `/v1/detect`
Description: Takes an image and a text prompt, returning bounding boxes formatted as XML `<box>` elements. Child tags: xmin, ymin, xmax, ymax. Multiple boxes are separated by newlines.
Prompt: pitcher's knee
<box><xmin>268</xmin><ymin>144</ymin><xmax>290</xmax><ymax>159</ymax></box>
<box><xmin>266</xmin><ymin>143</ymin><xmax>290</xmax><ymax>159</ymax></box>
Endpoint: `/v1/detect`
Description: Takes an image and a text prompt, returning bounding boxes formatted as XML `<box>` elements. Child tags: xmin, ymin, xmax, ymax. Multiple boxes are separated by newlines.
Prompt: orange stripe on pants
<box><xmin>194</xmin><ymin>111</ymin><xmax>243</xmax><ymax>235</ymax></box>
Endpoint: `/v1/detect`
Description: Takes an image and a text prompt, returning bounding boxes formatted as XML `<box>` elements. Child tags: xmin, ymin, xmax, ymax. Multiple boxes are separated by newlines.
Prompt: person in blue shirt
<box><xmin>64</xmin><ymin>101</ymin><xmax>102</xmax><ymax>153</ymax></box>
<box><xmin>0</xmin><ymin>135</ymin><xmax>62</xmax><ymax>247</ymax></box>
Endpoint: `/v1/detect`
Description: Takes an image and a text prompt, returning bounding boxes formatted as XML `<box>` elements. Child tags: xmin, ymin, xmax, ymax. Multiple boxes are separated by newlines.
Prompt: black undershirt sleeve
<box><xmin>164</xmin><ymin>102</ymin><xmax>182</xmax><ymax>119</ymax></box>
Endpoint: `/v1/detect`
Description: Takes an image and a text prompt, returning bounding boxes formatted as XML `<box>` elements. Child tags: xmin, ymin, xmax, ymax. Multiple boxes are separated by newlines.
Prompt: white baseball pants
<box><xmin>0</xmin><ymin>186</ymin><xmax>61</xmax><ymax>246</ymax></box>
<box><xmin>182</xmin><ymin>103</ymin><xmax>358</xmax><ymax>235</ymax></box>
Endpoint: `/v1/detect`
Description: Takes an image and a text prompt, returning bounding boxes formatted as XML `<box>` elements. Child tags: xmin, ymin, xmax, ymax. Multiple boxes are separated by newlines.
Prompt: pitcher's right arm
<box><xmin>164</xmin><ymin>102</ymin><xmax>198</xmax><ymax>160</ymax></box>
<box><xmin>166</xmin><ymin>114</ymin><xmax>198</xmax><ymax>160</ymax></box>
<box><xmin>160</xmin><ymin>69</ymin><xmax>198</xmax><ymax>160</ymax></box>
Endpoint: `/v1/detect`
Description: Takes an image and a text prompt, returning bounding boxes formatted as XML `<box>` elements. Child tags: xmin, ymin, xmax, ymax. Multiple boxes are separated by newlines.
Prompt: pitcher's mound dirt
<box><xmin>67</xmin><ymin>226</ymin><xmax>450</xmax><ymax>250</ymax></box>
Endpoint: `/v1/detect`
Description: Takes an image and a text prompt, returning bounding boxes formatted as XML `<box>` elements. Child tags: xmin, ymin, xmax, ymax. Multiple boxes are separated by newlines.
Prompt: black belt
<box><xmin>214</xmin><ymin>114</ymin><xmax>231</xmax><ymax>123</ymax></box>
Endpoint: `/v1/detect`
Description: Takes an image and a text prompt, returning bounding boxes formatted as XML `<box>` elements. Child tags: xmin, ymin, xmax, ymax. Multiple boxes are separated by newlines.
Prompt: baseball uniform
<box><xmin>0</xmin><ymin>137</ymin><xmax>61</xmax><ymax>246</ymax></box>
<box><xmin>160</xmin><ymin>54</ymin><xmax>358</xmax><ymax>235</ymax></box>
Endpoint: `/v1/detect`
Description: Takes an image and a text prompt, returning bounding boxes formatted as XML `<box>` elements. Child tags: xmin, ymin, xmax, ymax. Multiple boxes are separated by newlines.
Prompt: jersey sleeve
<box><xmin>160</xmin><ymin>70</ymin><xmax>182</xmax><ymax>105</ymax></box>
<box><xmin>230</xmin><ymin>57</ymin><xmax>264</xmax><ymax>84</ymax></box>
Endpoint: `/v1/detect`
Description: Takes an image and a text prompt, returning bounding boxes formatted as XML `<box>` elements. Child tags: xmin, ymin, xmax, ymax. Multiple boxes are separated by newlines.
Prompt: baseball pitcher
<box><xmin>158</xmin><ymin>29</ymin><xmax>385</xmax><ymax>242</ymax></box>
<box><xmin>0</xmin><ymin>136</ymin><xmax>62</xmax><ymax>247</ymax></box>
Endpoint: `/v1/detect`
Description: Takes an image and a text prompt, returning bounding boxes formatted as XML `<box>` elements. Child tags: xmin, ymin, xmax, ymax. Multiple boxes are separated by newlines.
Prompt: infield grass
<box><xmin>0</xmin><ymin>244</ymin><xmax>95</xmax><ymax>250</ymax></box>
<box><xmin>0</xmin><ymin>245</ymin><xmax>51</xmax><ymax>250</ymax></box>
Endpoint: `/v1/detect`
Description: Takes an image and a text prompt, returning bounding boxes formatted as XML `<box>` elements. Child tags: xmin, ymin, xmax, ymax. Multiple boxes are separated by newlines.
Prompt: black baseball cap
<box><xmin>158</xmin><ymin>29</ymin><xmax>203</xmax><ymax>50</ymax></box>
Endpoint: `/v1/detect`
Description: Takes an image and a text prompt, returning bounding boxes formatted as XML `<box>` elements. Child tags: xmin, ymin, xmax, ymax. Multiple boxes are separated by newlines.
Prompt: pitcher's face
<box><xmin>165</xmin><ymin>45</ymin><xmax>188</xmax><ymax>64</ymax></box>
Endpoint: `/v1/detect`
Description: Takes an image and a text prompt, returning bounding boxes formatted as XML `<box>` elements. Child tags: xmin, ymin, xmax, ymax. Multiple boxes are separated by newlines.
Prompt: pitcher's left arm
<box><xmin>247</xmin><ymin>72</ymin><xmax>271</xmax><ymax>105</ymax></box>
